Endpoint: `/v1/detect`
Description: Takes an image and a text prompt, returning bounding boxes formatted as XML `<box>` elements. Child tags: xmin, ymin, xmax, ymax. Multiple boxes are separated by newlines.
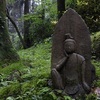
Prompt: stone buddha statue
<box><xmin>51</xmin><ymin>35</ymin><xmax>91</xmax><ymax>97</ymax></box>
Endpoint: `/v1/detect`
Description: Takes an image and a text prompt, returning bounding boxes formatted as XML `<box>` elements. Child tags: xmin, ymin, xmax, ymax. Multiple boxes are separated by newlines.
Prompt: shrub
<box><xmin>92</xmin><ymin>32</ymin><xmax>100</xmax><ymax>59</ymax></box>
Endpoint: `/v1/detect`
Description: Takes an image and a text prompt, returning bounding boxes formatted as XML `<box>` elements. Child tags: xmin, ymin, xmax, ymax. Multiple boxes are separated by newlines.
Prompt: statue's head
<box><xmin>64</xmin><ymin>38</ymin><xmax>76</xmax><ymax>54</ymax></box>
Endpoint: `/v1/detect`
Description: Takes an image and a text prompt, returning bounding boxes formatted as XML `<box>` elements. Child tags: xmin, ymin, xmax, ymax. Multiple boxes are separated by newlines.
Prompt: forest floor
<box><xmin>0</xmin><ymin>38</ymin><xmax>100</xmax><ymax>100</ymax></box>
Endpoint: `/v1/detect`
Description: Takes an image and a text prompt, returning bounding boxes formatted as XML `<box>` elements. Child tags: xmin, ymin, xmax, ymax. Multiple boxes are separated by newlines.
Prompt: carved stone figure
<box><xmin>51</xmin><ymin>8</ymin><xmax>95</xmax><ymax>97</ymax></box>
<box><xmin>52</xmin><ymin>34</ymin><xmax>90</xmax><ymax>97</ymax></box>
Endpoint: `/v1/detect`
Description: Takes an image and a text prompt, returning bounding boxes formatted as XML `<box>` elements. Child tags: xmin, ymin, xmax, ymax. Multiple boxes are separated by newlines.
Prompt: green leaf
<box><xmin>64</xmin><ymin>96</ymin><xmax>72</xmax><ymax>100</ymax></box>
<box><xmin>49</xmin><ymin>92</ymin><xmax>57</xmax><ymax>100</ymax></box>
<box><xmin>6</xmin><ymin>97</ymin><xmax>15</xmax><ymax>100</ymax></box>
<box><xmin>1</xmin><ymin>81</ymin><xmax>8</xmax><ymax>86</ymax></box>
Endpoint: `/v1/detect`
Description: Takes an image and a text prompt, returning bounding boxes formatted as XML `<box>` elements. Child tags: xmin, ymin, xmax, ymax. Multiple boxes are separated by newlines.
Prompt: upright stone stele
<box><xmin>51</xmin><ymin>8</ymin><xmax>95</xmax><ymax>98</ymax></box>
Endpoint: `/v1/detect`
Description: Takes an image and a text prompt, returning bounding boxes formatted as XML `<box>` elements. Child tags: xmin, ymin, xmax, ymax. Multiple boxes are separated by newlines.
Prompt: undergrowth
<box><xmin>0</xmin><ymin>38</ymin><xmax>100</xmax><ymax>100</ymax></box>
<box><xmin>0</xmin><ymin>38</ymin><xmax>71</xmax><ymax>100</ymax></box>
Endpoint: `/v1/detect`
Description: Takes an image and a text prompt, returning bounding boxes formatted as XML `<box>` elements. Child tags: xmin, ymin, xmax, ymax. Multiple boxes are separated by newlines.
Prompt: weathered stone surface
<box><xmin>51</xmin><ymin>8</ymin><xmax>95</xmax><ymax>91</ymax></box>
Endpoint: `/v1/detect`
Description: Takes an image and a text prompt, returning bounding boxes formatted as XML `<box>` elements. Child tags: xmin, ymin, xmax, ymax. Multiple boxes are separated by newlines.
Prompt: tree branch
<box><xmin>6</xmin><ymin>13</ymin><xmax>26</xmax><ymax>48</ymax></box>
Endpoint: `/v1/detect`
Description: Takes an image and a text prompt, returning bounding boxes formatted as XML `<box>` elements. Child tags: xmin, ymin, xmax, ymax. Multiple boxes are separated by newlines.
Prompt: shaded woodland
<box><xmin>0</xmin><ymin>0</ymin><xmax>100</xmax><ymax>99</ymax></box>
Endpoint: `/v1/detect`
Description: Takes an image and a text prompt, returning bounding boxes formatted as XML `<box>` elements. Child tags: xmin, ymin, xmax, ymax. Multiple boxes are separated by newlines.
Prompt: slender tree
<box><xmin>0</xmin><ymin>0</ymin><xmax>19</xmax><ymax>63</ymax></box>
<box><xmin>24</xmin><ymin>0</ymin><xmax>31</xmax><ymax>48</ymax></box>
<box><xmin>57</xmin><ymin>0</ymin><xmax>65</xmax><ymax>20</ymax></box>
<box><xmin>6</xmin><ymin>11</ymin><xmax>25</xmax><ymax>48</ymax></box>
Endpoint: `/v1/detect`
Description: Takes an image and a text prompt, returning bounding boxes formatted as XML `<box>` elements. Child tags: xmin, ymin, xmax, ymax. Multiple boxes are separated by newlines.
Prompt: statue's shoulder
<box><xmin>73</xmin><ymin>53</ymin><xmax>85</xmax><ymax>61</ymax></box>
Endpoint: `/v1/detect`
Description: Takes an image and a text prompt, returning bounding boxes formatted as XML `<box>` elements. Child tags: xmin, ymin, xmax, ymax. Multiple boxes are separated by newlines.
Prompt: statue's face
<box><xmin>64</xmin><ymin>41</ymin><xmax>76</xmax><ymax>53</ymax></box>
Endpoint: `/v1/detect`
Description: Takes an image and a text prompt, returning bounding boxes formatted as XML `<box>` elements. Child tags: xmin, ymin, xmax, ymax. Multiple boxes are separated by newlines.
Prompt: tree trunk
<box><xmin>57</xmin><ymin>0</ymin><xmax>65</xmax><ymax>20</ymax></box>
<box><xmin>24</xmin><ymin>0</ymin><xmax>31</xmax><ymax>49</ymax></box>
<box><xmin>0</xmin><ymin>0</ymin><xmax>19</xmax><ymax>63</ymax></box>
<box><xmin>6</xmin><ymin>13</ymin><xmax>25</xmax><ymax>48</ymax></box>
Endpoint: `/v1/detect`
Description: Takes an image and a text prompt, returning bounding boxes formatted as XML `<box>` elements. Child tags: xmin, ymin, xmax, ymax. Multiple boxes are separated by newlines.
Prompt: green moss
<box><xmin>0</xmin><ymin>61</ymin><xmax>26</xmax><ymax>76</ymax></box>
<box><xmin>21</xmin><ymin>80</ymin><xmax>35</xmax><ymax>93</ymax></box>
<box><xmin>0</xmin><ymin>83</ymin><xmax>21</xmax><ymax>99</ymax></box>
<box><xmin>8</xmin><ymin>83</ymin><xmax>21</xmax><ymax>95</ymax></box>
<box><xmin>0</xmin><ymin>87</ymin><xmax>9</xmax><ymax>99</ymax></box>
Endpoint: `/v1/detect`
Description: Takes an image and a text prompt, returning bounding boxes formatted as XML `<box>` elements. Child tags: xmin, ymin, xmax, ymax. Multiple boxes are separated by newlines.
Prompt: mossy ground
<box><xmin>0</xmin><ymin>38</ymin><xmax>100</xmax><ymax>100</ymax></box>
<box><xmin>0</xmin><ymin>38</ymin><xmax>54</xmax><ymax>100</ymax></box>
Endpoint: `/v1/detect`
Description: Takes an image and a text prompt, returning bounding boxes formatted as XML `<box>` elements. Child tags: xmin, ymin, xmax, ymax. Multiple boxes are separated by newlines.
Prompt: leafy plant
<box><xmin>92</xmin><ymin>32</ymin><xmax>100</xmax><ymax>59</ymax></box>
<box><xmin>0</xmin><ymin>38</ymin><xmax>100</xmax><ymax>99</ymax></box>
